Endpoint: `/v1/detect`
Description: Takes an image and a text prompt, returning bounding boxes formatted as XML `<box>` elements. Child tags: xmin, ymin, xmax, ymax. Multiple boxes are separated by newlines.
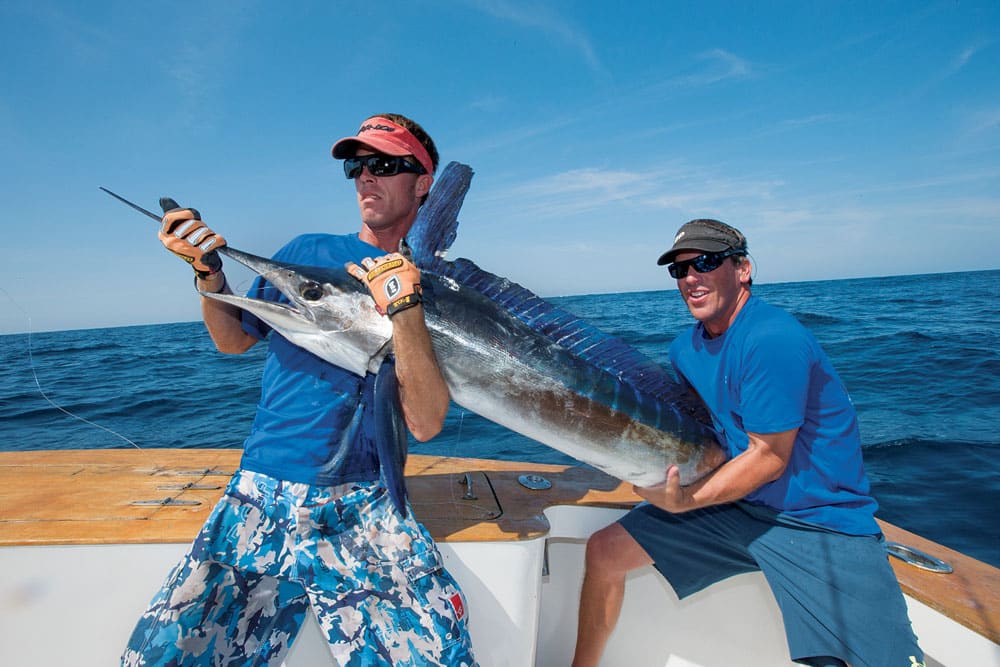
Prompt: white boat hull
<box><xmin>2</xmin><ymin>506</ymin><xmax>997</xmax><ymax>666</ymax></box>
<box><xmin>1</xmin><ymin>451</ymin><xmax>996</xmax><ymax>666</ymax></box>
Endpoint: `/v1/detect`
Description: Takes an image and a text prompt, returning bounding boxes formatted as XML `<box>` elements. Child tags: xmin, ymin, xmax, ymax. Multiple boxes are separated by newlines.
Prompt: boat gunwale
<box><xmin>1</xmin><ymin>448</ymin><xmax>996</xmax><ymax>645</ymax></box>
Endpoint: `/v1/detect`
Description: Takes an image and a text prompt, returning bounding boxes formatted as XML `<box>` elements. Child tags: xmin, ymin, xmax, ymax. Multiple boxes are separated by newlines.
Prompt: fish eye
<box><xmin>299</xmin><ymin>281</ymin><xmax>324</xmax><ymax>301</ymax></box>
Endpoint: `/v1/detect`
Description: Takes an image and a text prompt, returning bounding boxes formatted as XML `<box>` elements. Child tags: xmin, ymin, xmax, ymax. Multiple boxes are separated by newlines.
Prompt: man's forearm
<box><xmin>637</xmin><ymin>428</ymin><xmax>796</xmax><ymax>513</ymax></box>
<box><xmin>391</xmin><ymin>306</ymin><xmax>450</xmax><ymax>442</ymax></box>
<box><xmin>196</xmin><ymin>272</ymin><xmax>257</xmax><ymax>354</ymax></box>
<box><xmin>683</xmin><ymin>443</ymin><xmax>789</xmax><ymax>509</ymax></box>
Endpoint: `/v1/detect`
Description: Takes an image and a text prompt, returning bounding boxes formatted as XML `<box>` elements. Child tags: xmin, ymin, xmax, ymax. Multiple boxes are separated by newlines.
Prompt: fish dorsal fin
<box><xmin>434</xmin><ymin>256</ymin><xmax>690</xmax><ymax>408</ymax></box>
<box><xmin>410</xmin><ymin>160</ymin><xmax>701</xmax><ymax>416</ymax></box>
<box><xmin>406</xmin><ymin>161</ymin><xmax>473</xmax><ymax>265</ymax></box>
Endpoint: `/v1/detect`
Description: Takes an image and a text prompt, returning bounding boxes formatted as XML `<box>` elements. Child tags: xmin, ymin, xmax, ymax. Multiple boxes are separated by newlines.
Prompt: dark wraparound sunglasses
<box><xmin>343</xmin><ymin>154</ymin><xmax>427</xmax><ymax>179</ymax></box>
<box><xmin>668</xmin><ymin>249</ymin><xmax>745</xmax><ymax>279</ymax></box>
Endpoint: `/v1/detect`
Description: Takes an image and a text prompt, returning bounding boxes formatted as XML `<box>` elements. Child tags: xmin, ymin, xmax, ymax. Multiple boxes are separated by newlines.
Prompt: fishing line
<box><xmin>452</xmin><ymin>408</ymin><xmax>466</xmax><ymax>447</ymax></box>
<box><xmin>1</xmin><ymin>286</ymin><xmax>144</xmax><ymax>451</ymax></box>
<box><xmin>447</xmin><ymin>409</ymin><xmax>470</xmax><ymax>506</ymax></box>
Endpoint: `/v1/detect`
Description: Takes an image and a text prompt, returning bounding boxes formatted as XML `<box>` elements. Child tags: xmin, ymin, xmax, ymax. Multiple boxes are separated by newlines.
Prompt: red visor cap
<box><xmin>331</xmin><ymin>116</ymin><xmax>434</xmax><ymax>176</ymax></box>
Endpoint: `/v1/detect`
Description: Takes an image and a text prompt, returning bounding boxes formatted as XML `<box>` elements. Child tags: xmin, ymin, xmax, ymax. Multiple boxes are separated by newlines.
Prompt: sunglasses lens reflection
<box><xmin>343</xmin><ymin>154</ymin><xmax>425</xmax><ymax>179</ymax></box>
<box><xmin>668</xmin><ymin>251</ymin><xmax>735</xmax><ymax>279</ymax></box>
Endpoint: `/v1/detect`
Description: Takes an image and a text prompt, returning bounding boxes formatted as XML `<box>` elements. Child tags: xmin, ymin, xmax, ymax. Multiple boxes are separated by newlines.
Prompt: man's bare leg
<box><xmin>571</xmin><ymin>522</ymin><xmax>654</xmax><ymax>667</ymax></box>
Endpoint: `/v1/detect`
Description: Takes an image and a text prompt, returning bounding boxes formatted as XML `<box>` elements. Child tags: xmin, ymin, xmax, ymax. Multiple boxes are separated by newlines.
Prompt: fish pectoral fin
<box><xmin>373</xmin><ymin>357</ymin><xmax>409</xmax><ymax>518</ymax></box>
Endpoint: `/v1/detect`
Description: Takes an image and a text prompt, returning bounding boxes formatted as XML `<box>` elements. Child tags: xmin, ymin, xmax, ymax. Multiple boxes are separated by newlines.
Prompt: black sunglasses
<box><xmin>668</xmin><ymin>249</ymin><xmax>745</xmax><ymax>279</ymax></box>
<box><xmin>343</xmin><ymin>154</ymin><xmax>427</xmax><ymax>179</ymax></box>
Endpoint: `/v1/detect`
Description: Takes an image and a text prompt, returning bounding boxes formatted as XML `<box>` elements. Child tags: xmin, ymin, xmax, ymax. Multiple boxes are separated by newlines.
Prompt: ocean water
<box><xmin>1</xmin><ymin>269</ymin><xmax>998</xmax><ymax>568</ymax></box>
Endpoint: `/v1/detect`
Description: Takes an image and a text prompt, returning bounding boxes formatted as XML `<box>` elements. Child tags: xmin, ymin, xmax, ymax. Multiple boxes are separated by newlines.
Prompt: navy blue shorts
<box><xmin>619</xmin><ymin>501</ymin><xmax>923</xmax><ymax>666</ymax></box>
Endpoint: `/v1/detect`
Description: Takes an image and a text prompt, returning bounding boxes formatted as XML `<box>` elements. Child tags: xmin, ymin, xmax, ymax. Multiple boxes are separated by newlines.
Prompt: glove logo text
<box><xmin>384</xmin><ymin>276</ymin><xmax>402</xmax><ymax>300</ymax></box>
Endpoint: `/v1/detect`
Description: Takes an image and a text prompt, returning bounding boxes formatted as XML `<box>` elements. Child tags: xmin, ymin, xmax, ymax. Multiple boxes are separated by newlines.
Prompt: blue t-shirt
<box><xmin>238</xmin><ymin>233</ymin><xmax>384</xmax><ymax>486</ymax></box>
<box><xmin>668</xmin><ymin>296</ymin><xmax>879</xmax><ymax>535</ymax></box>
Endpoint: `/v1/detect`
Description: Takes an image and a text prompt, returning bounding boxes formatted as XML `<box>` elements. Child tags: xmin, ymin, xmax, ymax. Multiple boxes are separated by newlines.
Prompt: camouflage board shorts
<box><xmin>122</xmin><ymin>470</ymin><xmax>477</xmax><ymax>666</ymax></box>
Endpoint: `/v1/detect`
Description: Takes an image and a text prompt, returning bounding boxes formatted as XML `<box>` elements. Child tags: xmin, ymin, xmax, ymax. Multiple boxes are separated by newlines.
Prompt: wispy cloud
<box><xmin>463</xmin><ymin>0</ymin><xmax>606</xmax><ymax>76</ymax></box>
<box><xmin>963</xmin><ymin>107</ymin><xmax>1000</xmax><ymax>136</ymax></box>
<box><xmin>949</xmin><ymin>40</ymin><xmax>991</xmax><ymax>74</ymax></box>
<box><xmin>743</xmin><ymin>113</ymin><xmax>846</xmax><ymax>141</ymax></box>
<box><xmin>678</xmin><ymin>49</ymin><xmax>752</xmax><ymax>86</ymax></box>
<box><xmin>776</xmin><ymin>114</ymin><xmax>839</xmax><ymax>129</ymax></box>
<box><xmin>904</xmin><ymin>40</ymin><xmax>995</xmax><ymax>104</ymax></box>
<box><xmin>451</xmin><ymin>112</ymin><xmax>581</xmax><ymax>157</ymax></box>
<box><xmin>467</xmin><ymin>94</ymin><xmax>509</xmax><ymax>114</ymax></box>
<box><xmin>471</xmin><ymin>162</ymin><xmax>785</xmax><ymax>223</ymax></box>
<box><xmin>157</xmin><ymin>4</ymin><xmax>257</xmax><ymax>132</ymax></box>
<box><xmin>10</xmin><ymin>1</ymin><xmax>113</xmax><ymax>62</ymax></box>
<box><xmin>636</xmin><ymin>48</ymin><xmax>755</xmax><ymax>100</ymax></box>
<box><xmin>475</xmin><ymin>167</ymin><xmax>674</xmax><ymax>220</ymax></box>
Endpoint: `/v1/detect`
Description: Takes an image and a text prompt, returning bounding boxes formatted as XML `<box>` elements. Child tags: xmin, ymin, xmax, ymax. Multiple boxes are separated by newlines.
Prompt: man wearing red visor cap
<box><xmin>124</xmin><ymin>115</ymin><xmax>478</xmax><ymax>666</ymax></box>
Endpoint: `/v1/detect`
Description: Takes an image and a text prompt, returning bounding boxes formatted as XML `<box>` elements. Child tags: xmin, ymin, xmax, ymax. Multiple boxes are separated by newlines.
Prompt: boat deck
<box><xmin>1</xmin><ymin>448</ymin><xmax>996</xmax><ymax>645</ymax></box>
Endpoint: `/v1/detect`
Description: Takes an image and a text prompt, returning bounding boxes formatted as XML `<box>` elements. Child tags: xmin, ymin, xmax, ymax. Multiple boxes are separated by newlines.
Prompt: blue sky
<box><xmin>1</xmin><ymin>1</ymin><xmax>997</xmax><ymax>334</ymax></box>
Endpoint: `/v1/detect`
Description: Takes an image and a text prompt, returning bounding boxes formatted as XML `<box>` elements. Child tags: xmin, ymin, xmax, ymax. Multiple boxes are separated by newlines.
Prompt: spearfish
<box><xmin>102</xmin><ymin>165</ymin><xmax>726</xmax><ymax>496</ymax></box>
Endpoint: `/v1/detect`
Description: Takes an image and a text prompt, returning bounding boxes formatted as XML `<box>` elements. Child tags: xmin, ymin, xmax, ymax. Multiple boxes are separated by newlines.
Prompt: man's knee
<box><xmin>584</xmin><ymin>522</ymin><xmax>651</xmax><ymax>574</ymax></box>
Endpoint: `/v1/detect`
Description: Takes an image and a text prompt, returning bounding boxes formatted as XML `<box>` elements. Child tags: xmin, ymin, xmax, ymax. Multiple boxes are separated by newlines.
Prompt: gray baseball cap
<box><xmin>657</xmin><ymin>219</ymin><xmax>748</xmax><ymax>265</ymax></box>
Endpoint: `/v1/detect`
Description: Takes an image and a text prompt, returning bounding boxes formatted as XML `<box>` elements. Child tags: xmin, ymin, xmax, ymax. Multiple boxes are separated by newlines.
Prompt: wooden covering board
<box><xmin>0</xmin><ymin>449</ymin><xmax>625</xmax><ymax>545</ymax></box>
<box><xmin>0</xmin><ymin>449</ymin><xmax>995</xmax><ymax>644</ymax></box>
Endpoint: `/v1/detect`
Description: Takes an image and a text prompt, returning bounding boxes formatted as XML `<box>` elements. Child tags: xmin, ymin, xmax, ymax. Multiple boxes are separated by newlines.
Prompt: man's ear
<box><xmin>739</xmin><ymin>257</ymin><xmax>753</xmax><ymax>285</ymax></box>
<box><xmin>415</xmin><ymin>174</ymin><xmax>433</xmax><ymax>198</ymax></box>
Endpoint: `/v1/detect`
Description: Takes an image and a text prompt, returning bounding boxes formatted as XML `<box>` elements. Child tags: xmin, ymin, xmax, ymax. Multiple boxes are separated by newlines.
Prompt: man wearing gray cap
<box><xmin>572</xmin><ymin>219</ymin><xmax>923</xmax><ymax>667</ymax></box>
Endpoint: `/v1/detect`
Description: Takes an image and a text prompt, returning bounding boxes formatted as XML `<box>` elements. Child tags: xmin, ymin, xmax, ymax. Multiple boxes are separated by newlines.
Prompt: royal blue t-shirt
<box><xmin>238</xmin><ymin>233</ymin><xmax>384</xmax><ymax>486</ymax></box>
<box><xmin>669</xmin><ymin>296</ymin><xmax>879</xmax><ymax>535</ymax></box>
